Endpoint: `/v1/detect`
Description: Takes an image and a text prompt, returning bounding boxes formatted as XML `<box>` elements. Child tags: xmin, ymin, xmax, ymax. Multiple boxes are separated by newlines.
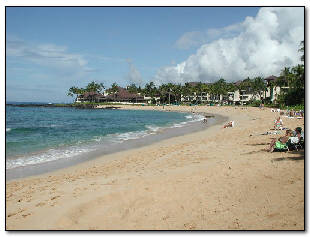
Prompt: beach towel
<box><xmin>275</xmin><ymin>141</ymin><xmax>288</xmax><ymax>150</ymax></box>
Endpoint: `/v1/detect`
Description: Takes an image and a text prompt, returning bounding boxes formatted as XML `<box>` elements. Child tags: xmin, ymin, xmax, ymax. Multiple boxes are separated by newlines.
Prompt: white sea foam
<box><xmin>145</xmin><ymin>125</ymin><xmax>160</xmax><ymax>132</ymax></box>
<box><xmin>115</xmin><ymin>130</ymin><xmax>149</xmax><ymax>141</ymax></box>
<box><xmin>171</xmin><ymin>123</ymin><xmax>184</xmax><ymax>128</ymax></box>
<box><xmin>6</xmin><ymin>113</ymin><xmax>206</xmax><ymax>170</ymax></box>
<box><xmin>172</xmin><ymin>113</ymin><xmax>205</xmax><ymax>128</ymax></box>
<box><xmin>6</xmin><ymin>145</ymin><xmax>95</xmax><ymax>169</ymax></box>
<box><xmin>189</xmin><ymin>114</ymin><xmax>205</xmax><ymax>122</ymax></box>
<box><xmin>50</xmin><ymin>124</ymin><xmax>62</xmax><ymax>128</ymax></box>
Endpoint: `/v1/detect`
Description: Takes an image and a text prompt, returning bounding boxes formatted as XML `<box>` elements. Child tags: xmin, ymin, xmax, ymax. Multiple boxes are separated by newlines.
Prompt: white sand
<box><xmin>6</xmin><ymin>106</ymin><xmax>304</xmax><ymax>230</ymax></box>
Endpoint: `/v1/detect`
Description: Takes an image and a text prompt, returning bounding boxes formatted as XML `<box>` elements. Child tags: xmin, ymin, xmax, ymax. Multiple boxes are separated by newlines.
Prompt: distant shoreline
<box><xmin>6</xmin><ymin>103</ymin><xmax>121</xmax><ymax>109</ymax></box>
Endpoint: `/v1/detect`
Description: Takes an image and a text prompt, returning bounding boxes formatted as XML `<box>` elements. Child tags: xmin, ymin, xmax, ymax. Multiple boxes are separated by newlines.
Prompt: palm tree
<box><xmin>85</xmin><ymin>81</ymin><xmax>105</xmax><ymax>93</ymax></box>
<box><xmin>166</xmin><ymin>83</ymin><xmax>175</xmax><ymax>104</ymax></box>
<box><xmin>251</xmin><ymin>77</ymin><xmax>266</xmax><ymax>100</ymax></box>
<box><xmin>84</xmin><ymin>81</ymin><xmax>105</xmax><ymax>102</ymax></box>
<box><xmin>171</xmin><ymin>84</ymin><xmax>182</xmax><ymax>104</ymax></box>
<box><xmin>67</xmin><ymin>86</ymin><xmax>85</xmax><ymax>102</ymax></box>
<box><xmin>127</xmin><ymin>83</ymin><xmax>138</xmax><ymax>94</ymax></box>
<box><xmin>212</xmin><ymin>78</ymin><xmax>227</xmax><ymax>102</ymax></box>
<box><xmin>181</xmin><ymin>83</ymin><xmax>192</xmax><ymax>103</ymax></box>
<box><xmin>291</xmin><ymin>64</ymin><xmax>305</xmax><ymax>89</ymax></box>
<box><xmin>109</xmin><ymin>82</ymin><xmax>119</xmax><ymax>100</ymax></box>
<box><xmin>144</xmin><ymin>82</ymin><xmax>158</xmax><ymax>103</ymax></box>
<box><xmin>299</xmin><ymin>40</ymin><xmax>304</xmax><ymax>62</ymax></box>
<box><xmin>201</xmin><ymin>83</ymin><xmax>210</xmax><ymax>103</ymax></box>
<box><xmin>194</xmin><ymin>82</ymin><xmax>203</xmax><ymax>103</ymax></box>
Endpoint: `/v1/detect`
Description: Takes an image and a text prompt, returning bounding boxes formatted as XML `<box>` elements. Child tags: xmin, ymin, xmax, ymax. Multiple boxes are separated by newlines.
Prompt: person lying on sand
<box><xmin>268</xmin><ymin>129</ymin><xmax>292</xmax><ymax>152</ymax></box>
<box><xmin>223</xmin><ymin>121</ymin><xmax>234</xmax><ymax>128</ymax></box>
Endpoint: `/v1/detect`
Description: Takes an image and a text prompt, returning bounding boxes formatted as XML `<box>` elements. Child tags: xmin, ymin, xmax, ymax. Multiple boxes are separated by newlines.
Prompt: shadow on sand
<box><xmin>271</xmin><ymin>150</ymin><xmax>305</xmax><ymax>162</ymax></box>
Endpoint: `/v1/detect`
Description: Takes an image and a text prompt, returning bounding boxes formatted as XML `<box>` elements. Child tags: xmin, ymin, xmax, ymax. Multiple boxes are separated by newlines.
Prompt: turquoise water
<box><xmin>6</xmin><ymin>106</ymin><xmax>204</xmax><ymax>169</ymax></box>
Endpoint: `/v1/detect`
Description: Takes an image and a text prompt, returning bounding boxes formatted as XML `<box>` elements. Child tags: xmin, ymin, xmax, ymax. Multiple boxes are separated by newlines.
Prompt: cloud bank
<box><xmin>155</xmin><ymin>7</ymin><xmax>304</xmax><ymax>85</ymax></box>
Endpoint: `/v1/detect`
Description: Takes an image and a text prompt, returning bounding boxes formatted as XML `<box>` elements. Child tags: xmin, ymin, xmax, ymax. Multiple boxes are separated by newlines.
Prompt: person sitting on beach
<box><xmin>223</xmin><ymin>121</ymin><xmax>234</xmax><ymax>128</ymax></box>
<box><xmin>274</xmin><ymin>117</ymin><xmax>283</xmax><ymax>130</ymax></box>
<box><xmin>268</xmin><ymin>129</ymin><xmax>292</xmax><ymax>152</ymax></box>
<box><xmin>292</xmin><ymin>127</ymin><xmax>304</xmax><ymax>142</ymax></box>
<box><xmin>203</xmin><ymin>116</ymin><xmax>208</xmax><ymax>124</ymax></box>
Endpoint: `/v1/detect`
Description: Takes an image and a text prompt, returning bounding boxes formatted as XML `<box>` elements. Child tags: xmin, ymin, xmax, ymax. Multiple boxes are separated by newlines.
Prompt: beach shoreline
<box><xmin>6</xmin><ymin>105</ymin><xmax>304</xmax><ymax>230</ymax></box>
<box><xmin>6</xmin><ymin>106</ymin><xmax>227</xmax><ymax>181</ymax></box>
<box><xmin>6</xmin><ymin>108</ymin><xmax>227</xmax><ymax>181</ymax></box>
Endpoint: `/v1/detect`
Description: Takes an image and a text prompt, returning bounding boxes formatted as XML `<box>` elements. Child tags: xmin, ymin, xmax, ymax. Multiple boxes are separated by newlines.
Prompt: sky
<box><xmin>6</xmin><ymin>7</ymin><xmax>304</xmax><ymax>103</ymax></box>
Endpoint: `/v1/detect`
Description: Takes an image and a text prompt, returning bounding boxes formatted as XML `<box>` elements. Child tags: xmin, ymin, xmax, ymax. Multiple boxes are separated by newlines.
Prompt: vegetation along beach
<box><xmin>6</xmin><ymin>7</ymin><xmax>304</xmax><ymax>230</ymax></box>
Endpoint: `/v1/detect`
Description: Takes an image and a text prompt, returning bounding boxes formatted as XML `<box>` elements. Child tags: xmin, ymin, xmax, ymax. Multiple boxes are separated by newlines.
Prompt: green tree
<box><xmin>251</xmin><ymin>76</ymin><xmax>266</xmax><ymax>100</ymax></box>
<box><xmin>85</xmin><ymin>81</ymin><xmax>105</xmax><ymax>93</ymax></box>
<box><xmin>277</xmin><ymin>64</ymin><xmax>304</xmax><ymax>106</ymax></box>
<box><xmin>211</xmin><ymin>78</ymin><xmax>228</xmax><ymax>101</ymax></box>
<box><xmin>144</xmin><ymin>82</ymin><xmax>157</xmax><ymax>97</ymax></box>
<box><xmin>67</xmin><ymin>86</ymin><xmax>86</xmax><ymax>102</ymax></box>
<box><xmin>194</xmin><ymin>82</ymin><xmax>203</xmax><ymax>103</ymax></box>
<box><xmin>299</xmin><ymin>40</ymin><xmax>304</xmax><ymax>62</ymax></box>
<box><xmin>67</xmin><ymin>81</ymin><xmax>104</xmax><ymax>102</ymax></box>
<box><xmin>181</xmin><ymin>83</ymin><xmax>192</xmax><ymax>102</ymax></box>
<box><xmin>106</xmin><ymin>82</ymin><xmax>119</xmax><ymax>100</ymax></box>
<box><xmin>171</xmin><ymin>84</ymin><xmax>182</xmax><ymax>103</ymax></box>
<box><xmin>276</xmin><ymin>67</ymin><xmax>290</xmax><ymax>88</ymax></box>
<box><xmin>127</xmin><ymin>84</ymin><xmax>138</xmax><ymax>94</ymax></box>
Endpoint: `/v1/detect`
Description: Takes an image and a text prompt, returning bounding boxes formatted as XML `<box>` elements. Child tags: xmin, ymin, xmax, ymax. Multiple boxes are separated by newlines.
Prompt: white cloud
<box><xmin>156</xmin><ymin>7</ymin><xmax>304</xmax><ymax>85</ymax></box>
<box><xmin>175</xmin><ymin>31</ymin><xmax>206</xmax><ymax>50</ymax></box>
<box><xmin>126</xmin><ymin>59</ymin><xmax>143</xmax><ymax>86</ymax></box>
<box><xmin>6</xmin><ymin>36</ymin><xmax>88</xmax><ymax>70</ymax></box>
<box><xmin>175</xmin><ymin>23</ymin><xmax>243</xmax><ymax>50</ymax></box>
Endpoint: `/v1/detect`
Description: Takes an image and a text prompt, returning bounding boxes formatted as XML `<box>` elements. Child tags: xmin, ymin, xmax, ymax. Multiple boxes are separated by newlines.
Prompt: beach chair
<box><xmin>287</xmin><ymin>136</ymin><xmax>304</xmax><ymax>151</ymax></box>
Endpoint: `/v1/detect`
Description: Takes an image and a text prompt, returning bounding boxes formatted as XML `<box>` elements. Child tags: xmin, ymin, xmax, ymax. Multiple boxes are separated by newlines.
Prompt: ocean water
<box><xmin>6</xmin><ymin>106</ymin><xmax>204</xmax><ymax>169</ymax></box>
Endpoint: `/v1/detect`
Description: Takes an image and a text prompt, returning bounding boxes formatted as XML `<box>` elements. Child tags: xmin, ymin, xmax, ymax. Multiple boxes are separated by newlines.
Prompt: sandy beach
<box><xmin>6</xmin><ymin>105</ymin><xmax>304</xmax><ymax>230</ymax></box>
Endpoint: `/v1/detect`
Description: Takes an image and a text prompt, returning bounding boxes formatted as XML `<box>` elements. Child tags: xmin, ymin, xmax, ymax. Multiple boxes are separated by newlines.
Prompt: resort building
<box><xmin>180</xmin><ymin>75</ymin><xmax>284</xmax><ymax>105</ymax></box>
<box><xmin>76</xmin><ymin>75</ymin><xmax>286</xmax><ymax>105</ymax></box>
<box><xmin>76</xmin><ymin>87</ymin><xmax>160</xmax><ymax>104</ymax></box>
<box><xmin>263</xmin><ymin>75</ymin><xmax>288</xmax><ymax>102</ymax></box>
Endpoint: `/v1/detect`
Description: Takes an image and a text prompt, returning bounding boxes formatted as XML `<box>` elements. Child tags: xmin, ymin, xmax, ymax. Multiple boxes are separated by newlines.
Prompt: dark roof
<box><xmin>264</xmin><ymin>75</ymin><xmax>278</xmax><ymax>81</ymax></box>
<box><xmin>83</xmin><ymin>91</ymin><xmax>101</xmax><ymax>98</ymax></box>
<box><xmin>106</xmin><ymin>87</ymin><xmax>144</xmax><ymax>100</ymax></box>
<box><xmin>186</xmin><ymin>82</ymin><xmax>200</xmax><ymax>87</ymax></box>
<box><xmin>233</xmin><ymin>80</ymin><xmax>242</xmax><ymax>86</ymax></box>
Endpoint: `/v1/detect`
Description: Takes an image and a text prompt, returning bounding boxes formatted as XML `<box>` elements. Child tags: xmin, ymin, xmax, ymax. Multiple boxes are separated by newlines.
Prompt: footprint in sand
<box><xmin>51</xmin><ymin>195</ymin><xmax>60</xmax><ymax>200</ymax></box>
<box><xmin>22</xmin><ymin>213</ymin><xmax>31</xmax><ymax>218</ymax></box>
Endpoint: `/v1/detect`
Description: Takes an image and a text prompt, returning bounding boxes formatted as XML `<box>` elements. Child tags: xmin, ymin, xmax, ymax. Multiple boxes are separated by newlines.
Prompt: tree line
<box><xmin>68</xmin><ymin>41</ymin><xmax>304</xmax><ymax>106</ymax></box>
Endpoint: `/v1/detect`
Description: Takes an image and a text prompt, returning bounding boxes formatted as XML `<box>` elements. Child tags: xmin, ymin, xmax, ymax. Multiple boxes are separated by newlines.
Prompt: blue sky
<box><xmin>6</xmin><ymin>7</ymin><xmax>304</xmax><ymax>103</ymax></box>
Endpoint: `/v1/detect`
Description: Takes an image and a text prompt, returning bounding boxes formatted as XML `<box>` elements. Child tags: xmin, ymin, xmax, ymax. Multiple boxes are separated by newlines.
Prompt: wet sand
<box><xmin>6</xmin><ymin>105</ymin><xmax>304</xmax><ymax>230</ymax></box>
